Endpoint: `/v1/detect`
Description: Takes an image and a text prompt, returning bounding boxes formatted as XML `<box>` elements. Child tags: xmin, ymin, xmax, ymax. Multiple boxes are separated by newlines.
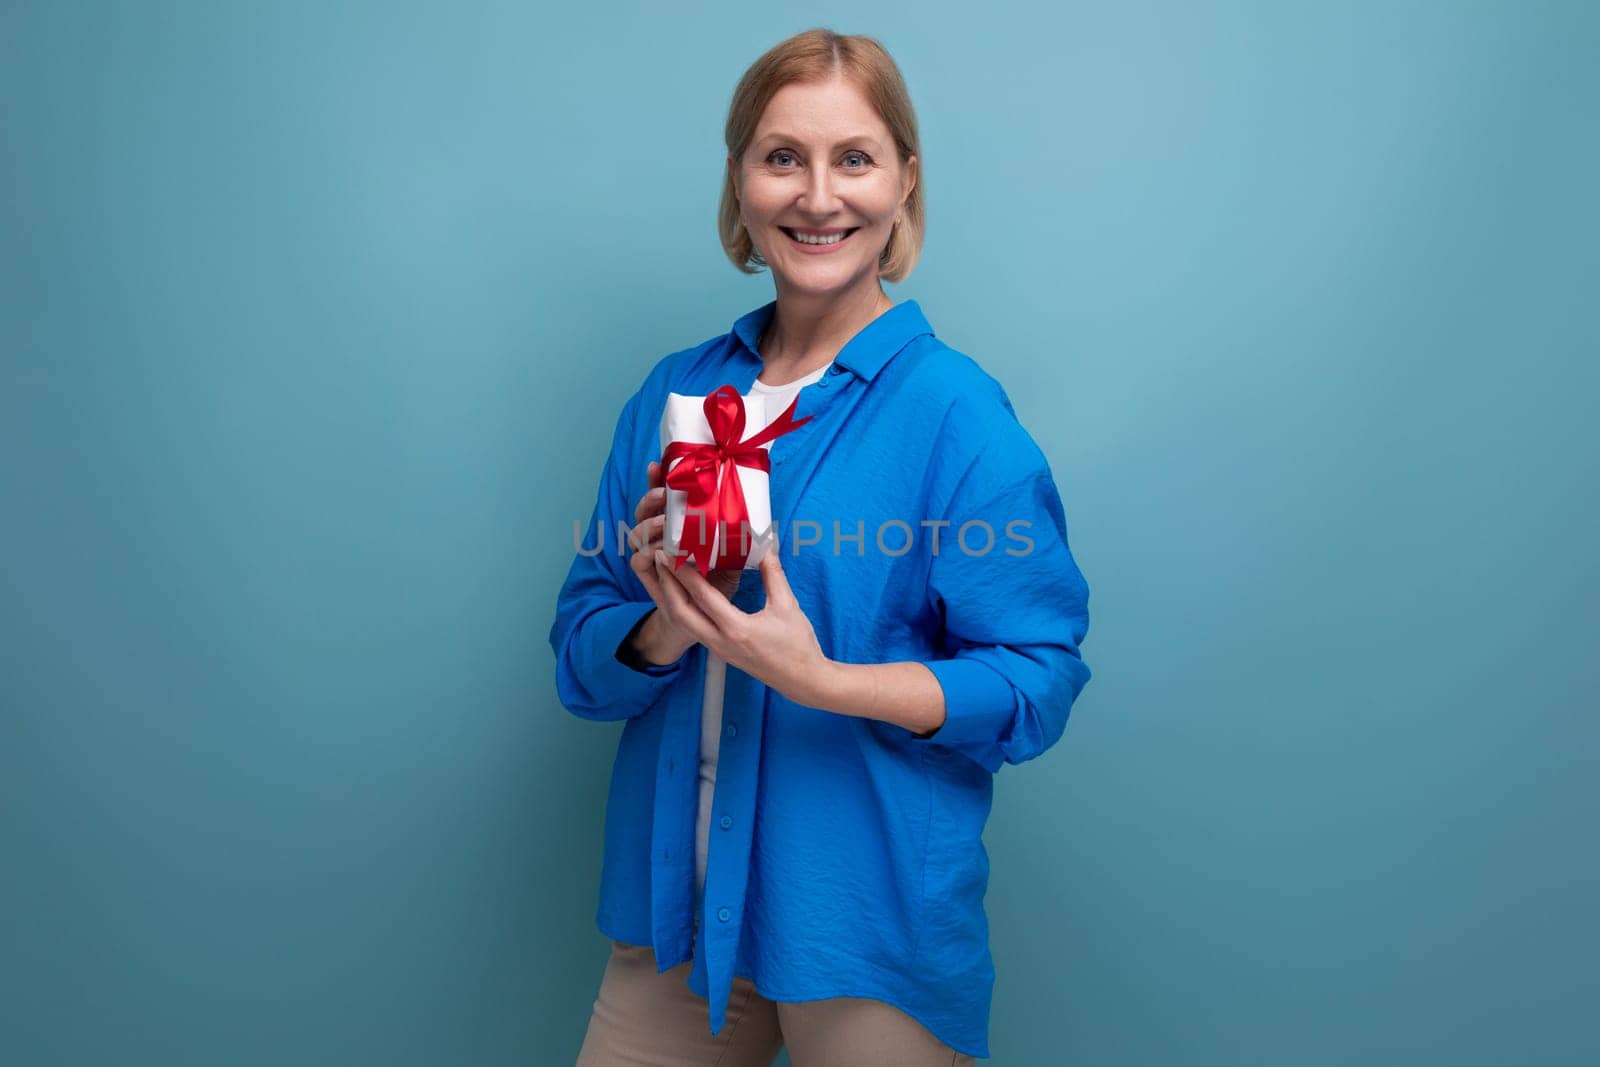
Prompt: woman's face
<box><xmin>732</xmin><ymin>75</ymin><xmax>916</xmax><ymax>298</ymax></box>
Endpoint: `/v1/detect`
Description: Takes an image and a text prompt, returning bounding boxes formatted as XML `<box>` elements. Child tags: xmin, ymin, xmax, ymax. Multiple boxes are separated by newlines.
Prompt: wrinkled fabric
<box><xmin>548</xmin><ymin>298</ymin><xmax>1092</xmax><ymax>1059</ymax></box>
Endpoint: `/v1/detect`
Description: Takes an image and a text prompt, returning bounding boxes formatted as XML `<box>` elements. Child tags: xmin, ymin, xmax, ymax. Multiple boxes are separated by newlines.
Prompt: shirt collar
<box><xmin>730</xmin><ymin>298</ymin><xmax>934</xmax><ymax>383</ymax></box>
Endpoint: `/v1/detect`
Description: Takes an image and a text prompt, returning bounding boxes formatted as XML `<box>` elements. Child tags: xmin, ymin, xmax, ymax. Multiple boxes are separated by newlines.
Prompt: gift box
<box><xmin>659</xmin><ymin>384</ymin><xmax>812</xmax><ymax>576</ymax></box>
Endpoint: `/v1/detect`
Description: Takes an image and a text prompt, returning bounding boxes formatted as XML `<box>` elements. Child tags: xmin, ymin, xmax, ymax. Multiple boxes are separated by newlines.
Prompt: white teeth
<box><xmin>789</xmin><ymin>229</ymin><xmax>849</xmax><ymax>245</ymax></box>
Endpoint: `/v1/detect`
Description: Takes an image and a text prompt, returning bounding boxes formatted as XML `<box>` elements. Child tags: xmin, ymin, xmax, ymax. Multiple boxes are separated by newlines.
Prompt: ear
<box><xmin>900</xmin><ymin>154</ymin><xmax>917</xmax><ymax>211</ymax></box>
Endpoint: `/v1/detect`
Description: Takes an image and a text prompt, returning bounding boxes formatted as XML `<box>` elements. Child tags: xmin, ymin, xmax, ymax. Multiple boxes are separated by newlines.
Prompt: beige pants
<box><xmin>577</xmin><ymin>940</ymin><xmax>979</xmax><ymax>1066</ymax></box>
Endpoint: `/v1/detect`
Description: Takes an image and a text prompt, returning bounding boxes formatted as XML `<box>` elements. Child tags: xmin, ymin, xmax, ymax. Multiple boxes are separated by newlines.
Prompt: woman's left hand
<box><xmin>651</xmin><ymin>545</ymin><xmax>833</xmax><ymax>706</ymax></box>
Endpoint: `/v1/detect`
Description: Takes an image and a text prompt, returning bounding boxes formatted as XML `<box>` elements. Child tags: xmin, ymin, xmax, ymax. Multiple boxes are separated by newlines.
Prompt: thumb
<box><xmin>758</xmin><ymin>545</ymin><xmax>796</xmax><ymax>608</ymax></box>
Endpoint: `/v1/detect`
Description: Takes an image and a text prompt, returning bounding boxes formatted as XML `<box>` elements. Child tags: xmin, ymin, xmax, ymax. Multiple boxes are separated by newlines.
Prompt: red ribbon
<box><xmin>661</xmin><ymin>384</ymin><xmax>813</xmax><ymax>576</ymax></box>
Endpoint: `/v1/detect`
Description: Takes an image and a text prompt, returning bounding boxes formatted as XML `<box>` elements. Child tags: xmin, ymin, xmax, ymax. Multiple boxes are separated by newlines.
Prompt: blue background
<box><xmin>3</xmin><ymin>2</ymin><xmax>1595</xmax><ymax>1064</ymax></box>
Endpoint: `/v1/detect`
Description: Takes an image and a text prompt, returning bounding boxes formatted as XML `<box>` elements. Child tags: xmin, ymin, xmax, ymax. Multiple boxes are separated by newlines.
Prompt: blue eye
<box><xmin>769</xmin><ymin>149</ymin><xmax>797</xmax><ymax>167</ymax></box>
<box><xmin>843</xmin><ymin>151</ymin><xmax>871</xmax><ymax>168</ymax></box>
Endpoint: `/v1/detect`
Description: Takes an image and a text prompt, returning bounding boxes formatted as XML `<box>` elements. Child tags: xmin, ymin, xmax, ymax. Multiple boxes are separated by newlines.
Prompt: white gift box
<box><xmin>659</xmin><ymin>390</ymin><xmax>781</xmax><ymax>571</ymax></box>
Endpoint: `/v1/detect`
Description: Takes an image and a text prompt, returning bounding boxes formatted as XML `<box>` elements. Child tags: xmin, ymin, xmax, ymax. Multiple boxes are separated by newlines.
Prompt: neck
<box><xmin>758</xmin><ymin>282</ymin><xmax>894</xmax><ymax>383</ymax></box>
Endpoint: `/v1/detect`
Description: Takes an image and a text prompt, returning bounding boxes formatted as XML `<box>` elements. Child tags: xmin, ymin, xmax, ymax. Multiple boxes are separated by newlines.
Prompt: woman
<box><xmin>549</xmin><ymin>27</ymin><xmax>1092</xmax><ymax>1066</ymax></box>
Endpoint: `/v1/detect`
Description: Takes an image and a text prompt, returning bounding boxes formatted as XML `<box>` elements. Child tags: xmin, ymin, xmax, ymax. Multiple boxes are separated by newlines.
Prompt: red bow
<box><xmin>661</xmin><ymin>384</ymin><xmax>813</xmax><ymax>576</ymax></box>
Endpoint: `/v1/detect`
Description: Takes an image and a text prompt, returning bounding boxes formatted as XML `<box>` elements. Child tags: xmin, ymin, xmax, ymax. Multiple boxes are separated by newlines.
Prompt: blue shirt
<box><xmin>547</xmin><ymin>298</ymin><xmax>1092</xmax><ymax>1058</ymax></box>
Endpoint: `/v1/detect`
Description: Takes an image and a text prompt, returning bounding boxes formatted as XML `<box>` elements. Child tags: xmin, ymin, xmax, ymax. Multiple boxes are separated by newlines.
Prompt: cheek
<box><xmin>843</xmin><ymin>181</ymin><xmax>901</xmax><ymax>223</ymax></box>
<box><xmin>739</xmin><ymin>178</ymin><xmax>789</xmax><ymax>220</ymax></box>
<box><xmin>866</xmin><ymin>182</ymin><xmax>905</xmax><ymax>218</ymax></box>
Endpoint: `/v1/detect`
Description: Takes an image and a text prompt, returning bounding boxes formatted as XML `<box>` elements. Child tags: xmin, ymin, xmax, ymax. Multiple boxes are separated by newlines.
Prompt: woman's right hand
<box><xmin>627</xmin><ymin>460</ymin><xmax>742</xmax><ymax>663</ymax></box>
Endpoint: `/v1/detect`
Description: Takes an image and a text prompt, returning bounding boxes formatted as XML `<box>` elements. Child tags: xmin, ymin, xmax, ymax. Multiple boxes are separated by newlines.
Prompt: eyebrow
<box><xmin>753</xmin><ymin>131</ymin><xmax>886</xmax><ymax>152</ymax></box>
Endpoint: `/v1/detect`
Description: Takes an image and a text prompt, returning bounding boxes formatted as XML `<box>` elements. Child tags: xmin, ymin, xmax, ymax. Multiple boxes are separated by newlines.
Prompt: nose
<box><xmin>798</xmin><ymin>164</ymin><xmax>841</xmax><ymax>216</ymax></box>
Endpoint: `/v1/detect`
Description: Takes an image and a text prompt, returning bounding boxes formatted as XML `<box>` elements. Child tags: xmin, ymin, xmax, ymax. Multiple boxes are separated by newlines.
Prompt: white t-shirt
<box><xmin>695</xmin><ymin>360</ymin><xmax>833</xmax><ymax>901</ymax></box>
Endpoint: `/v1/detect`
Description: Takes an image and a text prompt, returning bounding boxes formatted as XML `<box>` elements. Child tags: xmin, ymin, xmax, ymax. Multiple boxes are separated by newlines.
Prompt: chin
<box><xmin>778</xmin><ymin>273</ymin><xmax>859</xmax><ymax>297</ymax></box>
<box><xmin>782</xmin><ymin>257</ymin><xmax>868</xmax><ymax>282</ymax></box>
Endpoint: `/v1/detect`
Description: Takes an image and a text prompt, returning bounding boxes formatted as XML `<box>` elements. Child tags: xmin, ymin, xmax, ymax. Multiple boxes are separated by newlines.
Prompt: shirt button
<box><xmin>725</xmin><ymin>723</ymin><xmax>738</xmax><ymax>739</ymax></box>
<box><xmin>717</xmin><ymin>907</ymin><xmax>731</xmax><ymax>923</ymax></box>
<box><xmin>720</xmin><ymin>814</ymin><xmax>733</xmax><ymax>829</ymax></box>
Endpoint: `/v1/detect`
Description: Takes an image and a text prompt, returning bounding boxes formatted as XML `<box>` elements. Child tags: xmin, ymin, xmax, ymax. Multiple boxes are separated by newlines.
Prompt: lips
<box><xmin>780</xmin><ymin>226</ymin><xmax>860</xmax><ymax>246</ymax></box>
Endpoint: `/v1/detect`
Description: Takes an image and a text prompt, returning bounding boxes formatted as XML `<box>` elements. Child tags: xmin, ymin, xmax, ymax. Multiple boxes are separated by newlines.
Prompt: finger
<box><xmin>654</xmin><ymin>550</ymin><xmax>716</xmax><ymax>643</ymax></box>
<box><xmin>625</xmin><ymin>513</ymin><xmax>666</xmax><ymax>556</ymax></box>
<box><xmin>647</xmin><ymin>459</ymin><xmax>663</xmax><ymax>489</ymax></box>
<box><xmin>630</xmin><ymin>542</ymin><xmax>662</xmax><ymax>592</ymax></box>
<box><xmin>757</xmin><ymin>544</ymin><xmax>797</xmax><ymax>610</ymax></box>
<box><xmin>633</xmin><ymin>484</ymin><xmax>665</xmax><ymax>523</ymax></box>
<box><xmin>671</xmin><ymin>557</ymin><xmax>747</xmax><ymax>634</ymax></box>
<box><xmin>634</xmin><ymin>550</ymin><xmax>689</xmax><ymax>637</ymax></box>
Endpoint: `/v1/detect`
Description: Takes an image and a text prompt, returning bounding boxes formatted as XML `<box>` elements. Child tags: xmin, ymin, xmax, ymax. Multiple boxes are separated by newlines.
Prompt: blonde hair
<box><xmin>718</xmin><ymin>28</ymin><xmax>924</xmax><ymax>283</ymax></box>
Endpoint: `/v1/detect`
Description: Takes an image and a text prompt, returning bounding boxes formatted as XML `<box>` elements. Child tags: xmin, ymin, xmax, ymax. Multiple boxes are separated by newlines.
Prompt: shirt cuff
<box><xmin>591</xmin><ymin>601</ymin><xmax>686</xmax><ymax>698</ymax></box>
<box><xmin>915</xmin><ymin>656</ymin><xmax>1017</xmax><ymax>751</ymax></box>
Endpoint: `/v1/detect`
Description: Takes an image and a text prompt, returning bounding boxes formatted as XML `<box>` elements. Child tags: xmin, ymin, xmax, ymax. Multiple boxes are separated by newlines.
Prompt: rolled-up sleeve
<box><xmin>547</xmin><ymin>388</ymin><xmax>687</xmax><ymax>722</ymax></box>
<box><xmin>913</xmin><ymin>407</ymin><xmax>1092</xmax><ymax>773</ymax></box>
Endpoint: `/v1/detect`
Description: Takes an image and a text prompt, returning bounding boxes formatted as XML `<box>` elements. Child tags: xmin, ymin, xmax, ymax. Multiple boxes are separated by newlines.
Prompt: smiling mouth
<box><xmin>781</xmin><ymin>227</ymin><xmax>859</xmax><ymax>246</ymax></box>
